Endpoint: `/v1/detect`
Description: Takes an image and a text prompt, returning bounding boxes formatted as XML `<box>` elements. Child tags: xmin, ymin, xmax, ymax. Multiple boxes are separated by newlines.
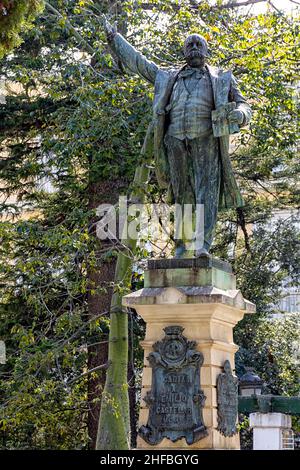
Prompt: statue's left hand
<box><xmin>228</xmin><ymin>109</ymin><xmax>244</xmax><ymax>125</ymax></box>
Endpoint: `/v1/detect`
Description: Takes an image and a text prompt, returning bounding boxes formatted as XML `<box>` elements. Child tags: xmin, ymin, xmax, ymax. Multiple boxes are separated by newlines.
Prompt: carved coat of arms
<box><xmin>139</xmin><ymin>325</ymin><xmax>207</xmax><ymax>445</ymax></box>
<box><xmin>216</xmin><ymin>360</ymin><xmax>239</xmax><ymax>437</ymax></box>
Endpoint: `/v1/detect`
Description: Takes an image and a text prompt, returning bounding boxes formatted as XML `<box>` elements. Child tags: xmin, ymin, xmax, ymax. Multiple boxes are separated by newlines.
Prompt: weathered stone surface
<box><xmin>250</xmin><ymin>413</ymin><xmax>293</xmax><ymax>450</ymax></box>
<box><xmin>144</xmin><ymin>266</ymin><xmax>236</xmax><ymax>290</ymax></box>
<box><xmin>122</xmin><ymin>258</ymin><xmax>255</xmax><ymax>449</ymax></box>
<box><xmin>123</xmin><ymin>285</ymin><xmax>255</xmax><ymax>313</ymax></box>
<box><xmin>147</xmin><ymin>256</ymin><xmax>232</xmax><ymax>273</ymax></box>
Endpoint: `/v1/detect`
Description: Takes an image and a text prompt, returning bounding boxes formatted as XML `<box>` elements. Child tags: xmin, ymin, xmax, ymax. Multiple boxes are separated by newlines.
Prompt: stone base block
<box><xmin>250</xmin><ymin>412</ymin><xmax>293</xmax><ymax>450</ymax></box>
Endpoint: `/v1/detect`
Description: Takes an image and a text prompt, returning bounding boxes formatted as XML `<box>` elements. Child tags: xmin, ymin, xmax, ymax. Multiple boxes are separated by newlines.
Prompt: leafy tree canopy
<box><xmin>0</xmin><ymin>0</ymin><xmax>45</xmax><ymax>59</ymax></box>
<box><xmin>0</xmin><ymin>0</ymin><xmax>299</xmax><ymax>449</ymax></box>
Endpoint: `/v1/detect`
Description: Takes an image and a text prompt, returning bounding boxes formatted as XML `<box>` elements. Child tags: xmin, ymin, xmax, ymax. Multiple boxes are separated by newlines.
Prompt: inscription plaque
<box><xmin>216</xmin><ymin>360</ymin><xmax>239</xmax><ymax>437</ymax></box>
<box><xmin>139</xmin><ymin>326</ymin><xmax>207</xmax><ymax>445</ymax></box>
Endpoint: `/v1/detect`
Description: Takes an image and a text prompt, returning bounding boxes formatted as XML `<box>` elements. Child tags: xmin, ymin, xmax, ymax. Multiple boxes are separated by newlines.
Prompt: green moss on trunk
<box><xmin>96</xmin><ymin>164</ymin><xmax>150</xmax><ymax>450</ymax></box>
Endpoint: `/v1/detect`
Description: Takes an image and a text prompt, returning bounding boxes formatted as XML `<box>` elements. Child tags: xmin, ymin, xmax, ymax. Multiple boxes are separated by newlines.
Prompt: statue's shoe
<box><xmin>174</xmin><ymin>244</ymin><xmax>187</xmax><ymax>258</ymax></box>
<box><xmin>175</xmin><ymin>245</ymin><xmax>210</xmax><ymax>259</ymax></box>
<box><xmin>195</xmin><ymin>247</ymin><xmax>210</xmax><ymax>258</ymax></box>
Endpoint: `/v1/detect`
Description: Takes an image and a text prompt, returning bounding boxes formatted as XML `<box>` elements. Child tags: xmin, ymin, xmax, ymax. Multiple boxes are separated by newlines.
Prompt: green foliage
<box><xmin>0</xmin><ymin>0</ymin><xmax>45</xmax><ymax>59</ymax></box>
<box><xmin>0</xmin><ymin>0</ymin><xmax>299</xmax><ymax>449</ymax></box>
<box><xmin>252</xmin><ymin>316</ymin><xmax>300</xmax><ymax>396</ymax></box>
<box><xmin>0</xmin><ymin>216</ymin><xmax>101</xmax><ymax>448</ymax></box>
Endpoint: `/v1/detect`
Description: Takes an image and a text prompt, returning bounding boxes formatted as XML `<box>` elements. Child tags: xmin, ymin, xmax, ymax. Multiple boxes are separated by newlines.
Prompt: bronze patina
<box><xmin>217</xmin><ymin>360</ymin><xmax>239</xmax><ymax>437</ymax></box>
<box><xmin>103</xmin><ymin>18</ymin><xmax>251</xmax><ymax>257</ymax></box>
<box><xmin>138</xmin><ymin>326</ymin><xmax>207</xmax><ymax>445</ymax></box>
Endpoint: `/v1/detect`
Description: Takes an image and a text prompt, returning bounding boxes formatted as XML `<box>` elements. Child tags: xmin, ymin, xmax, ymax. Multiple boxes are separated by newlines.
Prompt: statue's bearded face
<box><xmin>184</xmin><ymin>34</ymin><xmax>208</xmax><ymax>67</ymax></box>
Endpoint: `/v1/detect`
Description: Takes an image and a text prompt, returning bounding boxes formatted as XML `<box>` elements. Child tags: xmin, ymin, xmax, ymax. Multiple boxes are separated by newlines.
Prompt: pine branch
<box><xmin>139</xmin><ymin>0</ymin><xmax>267</xmax><ymax>11</ymax></box>
<box><xmin>67</xmin><ymin>362</ymin><xmax>111</xmax><ymax>385</ymax></box>
<box><xmin>45</xmin><ymin>1</ymin><xmax>95</xmax><ymax>55</ymax></box>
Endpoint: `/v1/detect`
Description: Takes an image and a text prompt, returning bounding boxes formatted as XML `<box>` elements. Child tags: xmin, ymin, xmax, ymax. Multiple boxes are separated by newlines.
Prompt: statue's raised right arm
<box><xmin>103</xmin><ymin>16</ymin><xmax>158</xmax><ymax>85</ymax></box>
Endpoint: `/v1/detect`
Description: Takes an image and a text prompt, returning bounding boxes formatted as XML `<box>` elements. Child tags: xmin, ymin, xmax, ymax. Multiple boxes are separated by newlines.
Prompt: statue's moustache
<box><xmin>185</xmin><ymin>50</ymin><xmax>204</xmax><ymax>58</ymax></box>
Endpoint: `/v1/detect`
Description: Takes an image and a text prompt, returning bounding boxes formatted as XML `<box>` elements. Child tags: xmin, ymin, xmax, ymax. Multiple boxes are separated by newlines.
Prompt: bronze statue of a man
<box><xmin>103</xmin><ymin>18</ymin><xmax>251</xmax><ymax>257</ymax></box>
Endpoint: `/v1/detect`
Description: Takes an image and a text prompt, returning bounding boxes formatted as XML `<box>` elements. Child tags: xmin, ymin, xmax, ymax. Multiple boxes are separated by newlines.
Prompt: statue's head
<box><xmin>184</xmin><ymin>34</ymin><xmax>209</xmax><ymax>67</ymax></box>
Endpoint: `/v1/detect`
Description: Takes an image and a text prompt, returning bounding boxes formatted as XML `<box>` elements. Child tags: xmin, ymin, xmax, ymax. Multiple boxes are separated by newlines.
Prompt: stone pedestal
<box><xmin>250</xmin><ymin>413</ymin><xmax>294</xmax><ymax>450</ymax></box>
<box><xmin>123</xmin><ymin>256</ymin><xmax>255</xmax><ymax>450</ymax></box>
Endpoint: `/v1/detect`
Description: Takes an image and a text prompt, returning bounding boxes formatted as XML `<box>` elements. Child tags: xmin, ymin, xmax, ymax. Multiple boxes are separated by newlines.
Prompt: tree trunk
<box><xmin>87</xmin><ymin>260</ymin><xmax>111</xmax><ymax>449</ymax></box>
<box><xmin>128</xmin><ymin>309</ymin><xmax>137</xmax><ymax>448</ymax></box>
<box><xmin>87</xmin><ymin>0</ymin><xmax>130</xmax><ymax>449</ymax></box>
<box><xmin>87</xmin><ymin>179</ymin><xmax>125</xmax><ymax>449</ymax></box>
<box><xmin>96</xmin><ymin>163</ymin><xmax>150</xmax><ymax>449</ymax></box>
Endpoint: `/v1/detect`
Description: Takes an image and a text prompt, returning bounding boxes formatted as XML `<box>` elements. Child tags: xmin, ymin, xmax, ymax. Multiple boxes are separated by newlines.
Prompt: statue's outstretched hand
<box><xmin>102</xmin><ymin>14</ymin><xmax>117</xmax><ymax>42</ymax></box>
